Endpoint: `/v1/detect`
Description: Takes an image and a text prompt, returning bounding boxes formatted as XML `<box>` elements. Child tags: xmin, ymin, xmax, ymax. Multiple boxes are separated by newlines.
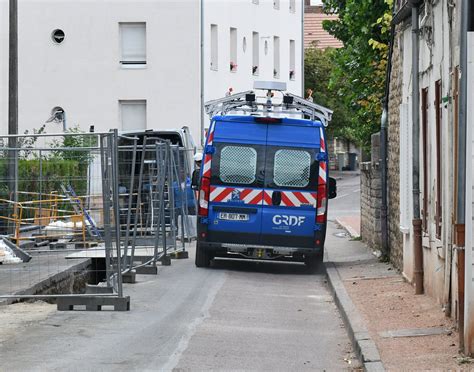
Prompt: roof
<box><xmin>304</xmin><ymin>12</ymin><xmax>343</xmax><ymax>49</ymax></box>
<box><xmin>213</xmin><ymin>115</ymin><xmax>324</xmax><ymax>128</ymax></box>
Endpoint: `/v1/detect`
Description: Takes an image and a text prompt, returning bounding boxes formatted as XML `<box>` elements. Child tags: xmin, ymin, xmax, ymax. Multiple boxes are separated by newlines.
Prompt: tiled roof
<box><xmin>304</xmin><ymin>12</ymin><xmax>343</xmax><ymax>49</ymax></box>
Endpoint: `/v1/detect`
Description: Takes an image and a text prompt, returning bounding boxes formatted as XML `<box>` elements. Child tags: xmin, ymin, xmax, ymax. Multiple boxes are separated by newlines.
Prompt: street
<box><xmin>0</xmin><ymin>175</ymin><xmax>360</xmax><ymax>371</ymax></box>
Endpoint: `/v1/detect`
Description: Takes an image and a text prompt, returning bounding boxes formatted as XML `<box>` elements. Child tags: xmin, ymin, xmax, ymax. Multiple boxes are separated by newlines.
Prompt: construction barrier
<box><xmin>0</xmin><ymin>131</ymin><xmax>129</xmax><ymax>311</ymax></box>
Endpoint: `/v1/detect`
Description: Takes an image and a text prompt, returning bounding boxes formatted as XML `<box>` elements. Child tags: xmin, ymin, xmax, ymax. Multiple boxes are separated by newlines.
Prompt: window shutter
<box><xmin>120</xmin><ymin>101</ymin><xmax>146</xmax><ymax>131</ymax></box>
<box><xmin>120</xmin><ymin>23</ymin><xmax>146</xmax><ymax>64</ymax></box>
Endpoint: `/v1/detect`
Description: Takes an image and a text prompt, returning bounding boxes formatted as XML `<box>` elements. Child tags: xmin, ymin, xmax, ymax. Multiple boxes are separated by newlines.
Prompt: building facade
<box><xmin>303</xmin><ymin>0</ymin><xmax>343</xmax><ymax>49</ymax></box>
<box><xmin>0</xmin><ymin>0</ymin><xmax>303</xmax><ymax>144</ymax></box>
<box><xmin>384</xmin><ymin>0</ymin><xmax>474</xmax><ymax>353</ymax></box>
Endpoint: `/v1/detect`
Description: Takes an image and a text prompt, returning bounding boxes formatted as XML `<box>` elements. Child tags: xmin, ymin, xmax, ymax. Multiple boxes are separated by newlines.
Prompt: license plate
<box><xmin>218</xmin><ymin>212</ymin><xmax>249</xmax><ymax>221</ymax></box>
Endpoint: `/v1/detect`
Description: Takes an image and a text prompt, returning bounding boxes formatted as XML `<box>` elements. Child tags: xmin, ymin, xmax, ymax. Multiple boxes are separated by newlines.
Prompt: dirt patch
<box><xmin>345</xmin><ymin>277</ymin><xmax>462</xmax><ymax>371</ymax></box>
<box><xmin>0</xmin><ymin>302</ymin><xmax>55</xmax><ymax>345</ymax></box>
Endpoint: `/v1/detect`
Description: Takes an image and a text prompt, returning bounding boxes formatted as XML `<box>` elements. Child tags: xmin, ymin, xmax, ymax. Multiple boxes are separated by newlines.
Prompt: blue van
<box><xmin>194</xmin><ymin>83</ymin><xmax>336</xmax><ymax>268</ymax></box>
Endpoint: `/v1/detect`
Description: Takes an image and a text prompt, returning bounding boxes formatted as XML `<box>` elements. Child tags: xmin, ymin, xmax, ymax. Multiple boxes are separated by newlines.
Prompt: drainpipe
<box><xmin>200</xmin><ymin>0</ymin><xmax>205</xmax><ymax>147</ymax></box>
<box><xmin>457</xmin><ymin>0</ymin><xmax>470</xmax><ymax>354</ymax></box>
<box><xmin>380</xmin><ymin>11</ymin><xmax>395</xmax><ymax>259</ymax></box>
<box><xmin>301</xmin><ymin>0</ymin><xmax>305</xmax><ymax>97</ymax></box>
<box><xmin>410</xmin><ymin>1</ymin><xmax>423</xmax><ymax>295</ymax></box>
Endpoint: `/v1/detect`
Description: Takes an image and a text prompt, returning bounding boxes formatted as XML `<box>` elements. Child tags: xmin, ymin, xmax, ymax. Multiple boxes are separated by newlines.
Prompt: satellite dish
<box><xmin>46</xmin><ymin>107</ymin><xmax>66</xmax><ymax>131</ymax></box>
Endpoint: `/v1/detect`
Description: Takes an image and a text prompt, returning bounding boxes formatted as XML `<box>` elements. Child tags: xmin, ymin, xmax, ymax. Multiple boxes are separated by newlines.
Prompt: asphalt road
<box><xmin>328</xmin><ymin>172</ymin><xmax>361</xmax><ymax>221</ymax></box>
<box><xmin>0</xmin><ymin>173</ymin><xmax>361</xmax><ymax>371</ymax></box>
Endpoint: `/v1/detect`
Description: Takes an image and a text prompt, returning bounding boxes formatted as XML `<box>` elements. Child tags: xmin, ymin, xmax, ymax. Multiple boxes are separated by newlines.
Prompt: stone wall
<box><xmin>387</xmin><ymin>26</ymin><xmax>403</xmax><ymax>269</ymax></box>
<box><xmin>360</xmin><ymin>133</ymin><xmax>382</xmax><ymax>251</ymax></box>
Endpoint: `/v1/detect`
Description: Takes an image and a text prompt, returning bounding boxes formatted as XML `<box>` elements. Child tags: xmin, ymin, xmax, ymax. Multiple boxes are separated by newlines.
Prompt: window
<box><xmin>230</xmin><ymin>27</ymin><xmax>237</xmax><ymax>72</ymax></box>
<box><xmin>219</xmin><ymin>146</ymin><xmax>257</xmax><ymax>185</ymax></box>
<box><xmin>119</xmin><ymin>23</ymin><xmax>146</xmax><ymax>66</ymax></box>
<box><xmin>210</xmin><ymin>24</ymin><xmax>218</xmax><ymax>70</ymax></box>
<box><xmin>273</xmin><ymin>150</ymin><xmax>311</xmax><ymax>188</ymax></box>
<box><xmin>273</xmin><ymin>0</ymin><xmax>280</xmax><ymax>9</ymax></box>
<box><xmin>252</xmin><ymin>32</ymin><xmax>259</xmax><ymax>75</ymax></box>
<box><xmin>273</xmin><ymin>36</ymin><xmax>280</xmax><ymax>78</ymax></box>
<box><xmin>289</xmin><ymin>40</ymin><xmax>295</xmax><ymax>80</ymax></box>
<box><xmin>310</xmin><ymin>0</ymin><xmax>323</xmax><ymax>5</ymax></box>
<box><xmin>119</xmin><ymin>100</ymin><xmax>146</xmax><ymax>131</ymax></box>
<box><xmin>51</xmin><ymin>29</ymin><xmax>65</xmax><ymax>44</ymax></box>
<box><xmin>421</xmin><ymin>88</ymin><xmax>429</xmax><ymax>231</ymax></box>
<box><xmin>435</xmin><ymin>80</ymin><xmax>442</xmax><ymax>239</ymax></box>
<box><xmin>289</xmin><ymin>0</ymin><xmax>296</xmax><ymax>12</ymax></box>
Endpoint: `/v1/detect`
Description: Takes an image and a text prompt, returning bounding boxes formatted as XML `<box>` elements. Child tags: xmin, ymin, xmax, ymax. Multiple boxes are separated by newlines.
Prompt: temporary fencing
<box><xmin>0</xmin><ymin>130</ymin><xmax>195</xmax><ymax>310</ymax></box>
<box><xmin>117</xmin><ymin>136</ymin><xmax>195</xmax><ymax>277</ymax></box>
<box><xmin>0</xmin><ymin>130</ymin><xmax>128</xmax><ymax>310</ymax></box>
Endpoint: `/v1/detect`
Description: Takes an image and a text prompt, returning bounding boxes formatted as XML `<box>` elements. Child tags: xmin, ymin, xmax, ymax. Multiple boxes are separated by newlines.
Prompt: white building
<box><xmin>0</xmin><ymin>0</ymin><xmax>303</xmax><ymax>144</ymax></box>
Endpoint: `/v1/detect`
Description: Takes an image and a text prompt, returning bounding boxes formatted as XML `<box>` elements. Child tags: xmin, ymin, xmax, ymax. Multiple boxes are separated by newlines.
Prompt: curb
<box><xmin>325</xmin><ymin>261</ymin><xmax>385</xmax><ymax>372</ymax></box>
<box><xmin>335</xmin><ymin>217</ymin><xmax>361</xmax><ymax>239</ymax></box>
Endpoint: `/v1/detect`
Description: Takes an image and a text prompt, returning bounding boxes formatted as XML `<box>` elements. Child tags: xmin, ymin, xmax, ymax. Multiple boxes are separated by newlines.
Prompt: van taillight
<box><xmin>316</xmin><ymin>184</ymin><xmax>327</xmax><ymax>224</ymax></box>
<box><xmin>198</xmin><ymin>177</ymin><xmax>211</xmax><ymax>217</ymax></box>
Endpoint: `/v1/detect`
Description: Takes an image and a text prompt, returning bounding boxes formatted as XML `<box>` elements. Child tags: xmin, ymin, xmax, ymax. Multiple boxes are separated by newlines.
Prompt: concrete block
<box><xmin>49</xmin><ymin>242</ymin><xmax>67</xmax><ymax>250</ymax></box>
<box><xmin>57</xmin><ymin>296</ymin><xmax>130</xmax><ymax>311</ymax></box>
<box><xmin>135</xmin><ymin>265</ymin><xmax>158</xmax><ymax>275</ymax></box>
<box><xmin>160</xmin><ymin>255</ymin><xmax>171</xmax><ymax>266</ymax></box>
<box><xmin>122</xmin><ymin>270</ymin><xmax>136</xmax><ymax>283</ymax></box>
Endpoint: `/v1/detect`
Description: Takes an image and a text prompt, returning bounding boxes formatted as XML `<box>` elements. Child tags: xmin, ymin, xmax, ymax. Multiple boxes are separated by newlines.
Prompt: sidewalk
<box><xmin>325</xmin><ymin>221</ymin><xmax>461</xmax><ymax>371</ymax></box>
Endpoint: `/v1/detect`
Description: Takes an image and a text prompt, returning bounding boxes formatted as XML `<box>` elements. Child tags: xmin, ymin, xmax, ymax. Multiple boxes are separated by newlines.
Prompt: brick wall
<box><xmin>387</xmin><ymin>27</ymin><xmax>403</xmax><ymax>269</ymax></box>
<box><xmin>360</xmin><ymin>133</ymin><xmax>382</xmax><ymax>250</ymax></box>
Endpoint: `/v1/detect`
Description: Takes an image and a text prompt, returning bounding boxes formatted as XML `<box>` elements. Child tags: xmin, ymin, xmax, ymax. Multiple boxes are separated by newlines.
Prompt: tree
<box><xmin>321</xmin><ymin>0</ymin><xmax>392</xmax><ymax>151</ymax></box>
<box><xmin>304</xmin><ymin>47</ymin><xmax>352</xmax><ymax>141</ymax></box>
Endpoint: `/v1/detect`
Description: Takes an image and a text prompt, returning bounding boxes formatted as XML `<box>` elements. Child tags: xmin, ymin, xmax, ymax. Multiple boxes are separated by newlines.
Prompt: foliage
<box><xmin>304</xmin><ymin>47</ymin><xmax>352</xmax><ymax>141</ymax></box>
<box><xmin>321</xmin><ymin>0</ymin><xmax>393</xmax><ymax>151</ymax></box>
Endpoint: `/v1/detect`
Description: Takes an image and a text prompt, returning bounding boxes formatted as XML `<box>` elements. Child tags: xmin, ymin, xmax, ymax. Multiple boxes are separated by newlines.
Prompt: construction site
<box><xmin>0</xmin><ymin>130</ymin><xmax>196</xmax><ymax>311</ymax></box>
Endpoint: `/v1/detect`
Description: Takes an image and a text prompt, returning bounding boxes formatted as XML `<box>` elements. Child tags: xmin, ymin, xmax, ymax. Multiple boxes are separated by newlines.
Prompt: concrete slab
<box><xmin>379</xmin><ymin>327</ymin><xmax>451</xmax><ymax>338</ymax></box>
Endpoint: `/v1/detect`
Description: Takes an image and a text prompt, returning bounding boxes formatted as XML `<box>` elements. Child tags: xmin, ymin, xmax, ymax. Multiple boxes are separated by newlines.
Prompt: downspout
<box><xmin>410</xmin><ymin>1</ymin><xmax>424</xmax><ymax>295</ymax></box>
<box><xmin>380</xmin><ymin>3</ymin><xmax>396</xmax><ymax>260</ymax></box>
<box><xmin>200</xmin><ymin>0</ymin><xmax>205</xmax><ymax>147</ymax></box>
<box><xmin>301</xmin><ymin>0</ymin><xmax>305</xmax><ymax>97</ymax></box>
<box><xmin>457</xmin><ymin>0</ymin><xmax>469</xmax><ymax>354</ymax></box>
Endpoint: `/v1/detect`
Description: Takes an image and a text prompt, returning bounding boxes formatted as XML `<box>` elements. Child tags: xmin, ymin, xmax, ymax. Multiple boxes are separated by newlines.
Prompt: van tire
<box><xmin>305</xmin><ymin>250</ymin><xmax>323</xmax><ymax>272</ymax></box>
<box><xmin>195</xmin><ymin>243</ymin><xmax>211</xmax><ymax>268</ymax></box>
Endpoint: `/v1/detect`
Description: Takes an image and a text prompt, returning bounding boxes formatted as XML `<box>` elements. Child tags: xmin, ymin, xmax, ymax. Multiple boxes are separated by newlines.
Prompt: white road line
<box><xmin>334</xmin><ymin>193</ymin><xmax>350</xmax><ymax>200</ymax></box>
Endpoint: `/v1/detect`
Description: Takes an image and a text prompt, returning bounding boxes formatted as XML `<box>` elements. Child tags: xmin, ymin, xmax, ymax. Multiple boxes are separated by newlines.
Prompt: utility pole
<box><xmin>8</xmin><ymin>0</ymin><xmax>18</xmax><ymax>205</ymax></box>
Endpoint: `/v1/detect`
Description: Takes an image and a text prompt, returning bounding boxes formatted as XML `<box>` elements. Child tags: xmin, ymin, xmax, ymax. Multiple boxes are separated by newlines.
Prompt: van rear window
<box><xmin>219</xmin><ymin>146</ymin><xmax>257</xmax><ymax>185</ymax></box>
<box><xmin>273</xmin><ymin>149</ymin><xmax>311</xmax><ymax>188</ymax></box>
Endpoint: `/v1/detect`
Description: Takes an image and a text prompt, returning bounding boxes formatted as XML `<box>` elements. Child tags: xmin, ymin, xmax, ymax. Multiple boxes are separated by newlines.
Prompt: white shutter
<box><xmin>120</xmin><ymin>100</ymin><xmax>146</xmax><ymax>131</ymax></box>
<box><xmin>399</xmin><ymin>102</ymin><xmax>412</xmax><ymax>232</ymax></box>
<box><xmin>120</xmin><ymin>23</ymin><xmax>146</xmax><ymax>64</ymax></box>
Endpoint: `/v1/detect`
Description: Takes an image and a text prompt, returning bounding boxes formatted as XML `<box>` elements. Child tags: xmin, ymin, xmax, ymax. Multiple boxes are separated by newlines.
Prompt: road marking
<box><xmin>352</xmin><ymin>188</ymin><xmax>360</xmax><ymax>193</ymax></box>
<box><xmin>334</xmin><ymin>193</ymin><xmax>349</xmax><ymax>200</ymax></box>
<box><xmin>161</xmin><ymin>272</ymin><xmax>227</xmax><ymax>371</ymax></box>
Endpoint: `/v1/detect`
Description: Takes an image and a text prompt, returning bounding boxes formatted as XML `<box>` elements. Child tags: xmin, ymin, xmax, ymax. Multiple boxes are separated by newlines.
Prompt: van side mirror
<box><xmin>328</xmin><ymin>177</ymin><xmax>337</xmax><ymax>199</ymax></box>
<box><xmin>191</xmin><ymin>169</ymin><xmax>200</xmax><ymax>190</ymax></box>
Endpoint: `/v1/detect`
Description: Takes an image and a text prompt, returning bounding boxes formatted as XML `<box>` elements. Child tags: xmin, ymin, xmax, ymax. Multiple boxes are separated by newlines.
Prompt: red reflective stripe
<box><xmin>293</xmin><ymin>192</ymin><xmax>309</xmax><ymax>205</ymax></box>
<box><xmin>240</xmin><ymin>189</ymin><xmax>253</xmax><ymax>199</ymax></box>
<box><xmin>263</xmin><ymin>192</ymin><xmax>272</xmax><ymax>205</ymax></box>
<box><xmin>249</xmin><ymin>192</ymin><xmax>263</xmax><ymax>205</ymax></box>
<box><xmin>281</xmin><ymin>192</ymin><xmax>294</xmax><ymax>207</ymax></box>
<box><xmin>213</xmin><ymin>187</ymin><xmax>233</xmax><ymax>202</ymax></box>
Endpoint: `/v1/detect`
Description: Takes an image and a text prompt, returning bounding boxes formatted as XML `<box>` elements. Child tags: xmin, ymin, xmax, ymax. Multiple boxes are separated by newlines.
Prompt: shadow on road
<box><xmin>209</xmin><ymin>258</ymin><xmax>326</xmax><ymax>276</ymax></box>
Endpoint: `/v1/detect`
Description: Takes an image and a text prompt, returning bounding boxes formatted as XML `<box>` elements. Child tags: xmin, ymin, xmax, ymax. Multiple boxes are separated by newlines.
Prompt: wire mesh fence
<box><xmin>0</xmin><ymin>130</ymin><xmax>196</xmax><ymax>310</ymax></box>
<box><xmin>117</xmin><ymin>135</ymin><xmax>196</xmax><ymax>274</ymax></box>
<box><xmin>0</xmin><ymin>131</ymin><xmax>128</xmax><ymax>310</ymax></box>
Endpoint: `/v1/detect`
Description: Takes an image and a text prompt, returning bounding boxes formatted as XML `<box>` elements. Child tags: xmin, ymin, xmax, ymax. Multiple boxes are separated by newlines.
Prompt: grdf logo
<box><xmin>272</xmin><ymin>215</ymin><xmax>306</xmax><ymax>227</ymax></box>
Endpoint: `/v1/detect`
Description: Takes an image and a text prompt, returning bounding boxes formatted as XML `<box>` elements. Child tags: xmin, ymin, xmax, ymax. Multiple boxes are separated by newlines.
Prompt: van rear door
<box><xmin>261</xmin><ymin>124</ymin><xmax>320</xmax><ymax>248</ymax></box>
<box><xmin>206</xmin><ymin>119</ymin><xmax>266</xmax><ymax>245</ymax></box>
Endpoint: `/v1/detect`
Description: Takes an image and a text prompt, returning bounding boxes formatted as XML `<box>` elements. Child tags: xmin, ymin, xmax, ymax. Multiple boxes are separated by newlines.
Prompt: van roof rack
<box><xmin>204</xmin><ymin>83</ymin><xmax>333</xmax><ymax>127</ymax></box>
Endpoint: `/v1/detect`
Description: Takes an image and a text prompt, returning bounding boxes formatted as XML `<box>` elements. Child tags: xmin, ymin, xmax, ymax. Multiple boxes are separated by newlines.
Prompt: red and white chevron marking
<box><xmin>202</xmin><ymin>121</ymin><xmax>216</xmax><ymax>179</ymax></box>
<box><xmin>319</xmin><ymin>127</ymin><xmax>327</xmax><ymax>186</ymax></box>
<box><xmin>263</xmin><ymin>190</ymin><xmax>317</xmax><ymax>208</ymax></box>
<box><xmin>210</xmin><ymin>186</ymin><xmax>264</xmax><ymax>205</ymax></box>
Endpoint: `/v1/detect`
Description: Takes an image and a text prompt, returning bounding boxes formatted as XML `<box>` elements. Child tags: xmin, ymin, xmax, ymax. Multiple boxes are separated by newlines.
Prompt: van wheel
<box><xmin>195</xmin><ymin>243</ymin><xmax>211</xmax><ymax>268</ymax></box>
<box><xmin>305</xmin><ymin>251</ymin><xmax>323</xmax><ymax>272</ymax></box>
